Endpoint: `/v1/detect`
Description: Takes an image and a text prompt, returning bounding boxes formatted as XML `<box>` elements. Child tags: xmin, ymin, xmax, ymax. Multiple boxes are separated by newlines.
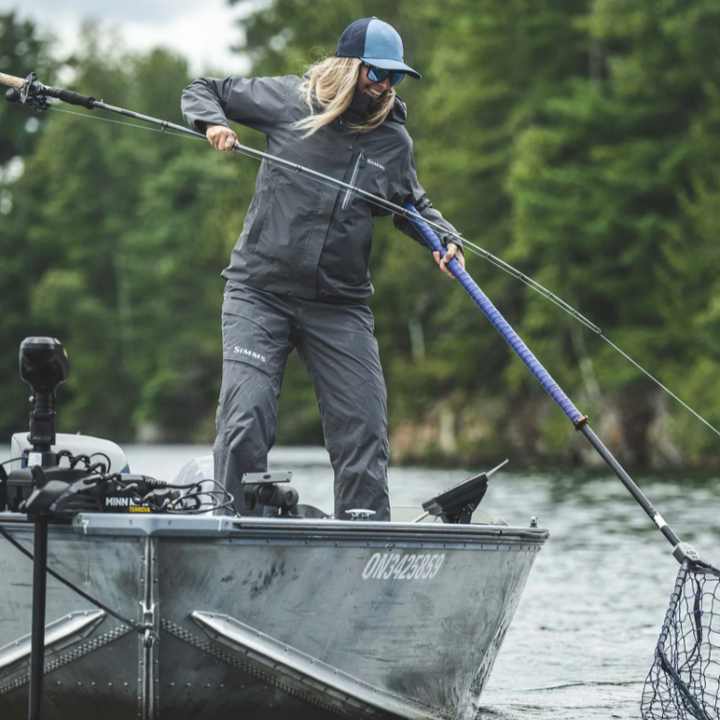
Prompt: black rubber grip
<box><xmin>48</xmin><ymin>86</ymin><xmax>96</xmax><ymax>108</ymax></box>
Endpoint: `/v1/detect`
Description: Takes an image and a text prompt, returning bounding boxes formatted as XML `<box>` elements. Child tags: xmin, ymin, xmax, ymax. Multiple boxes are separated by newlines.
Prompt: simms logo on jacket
<box><xmin>367</xmin><ymin>158</ymin><xmax>385</xmax><ymax>171</ymax></box>
<box><xmin>234</xmin><ymin>346</ymin><xmax>266</xmax><ymax>363</ymax></box>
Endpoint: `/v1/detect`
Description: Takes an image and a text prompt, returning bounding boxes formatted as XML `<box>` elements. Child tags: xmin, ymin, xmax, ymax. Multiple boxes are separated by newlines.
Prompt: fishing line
<box><xmin>601</xmin><ymin>336</ymin><xmax>720</xmax><ymax>437</ymax></box>
<box><xmin>49</xmin><ymin>105</ymin><xmax>205</xmax><ymax>142</ymax></box>
<box><xmin>447</xmin><ymin>237</ymin><xmax>602</xmax><ymax>333</ymax></box>
<box><xmin>23</xmin><ymin>92</ymin><xmax>720</xmax><ymax>438</ymax></box>
<box><xmin>457</xmin><ymin>235</ymin><xmax>720</xmax><ymax>436</ymax></box>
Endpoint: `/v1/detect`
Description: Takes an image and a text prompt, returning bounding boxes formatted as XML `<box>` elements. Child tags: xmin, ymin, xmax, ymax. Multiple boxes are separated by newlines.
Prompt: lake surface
<box><xmin>3</xmin><ymin>443</ymin><xmax>719</xmax><ymax>719</ymax></box>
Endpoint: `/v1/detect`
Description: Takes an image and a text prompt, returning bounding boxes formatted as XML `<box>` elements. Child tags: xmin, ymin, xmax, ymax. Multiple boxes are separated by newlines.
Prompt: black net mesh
<box><xmin>642</xmin><ymin>560</ymin><xmax>720</xmax><ymax>720</ymax></box>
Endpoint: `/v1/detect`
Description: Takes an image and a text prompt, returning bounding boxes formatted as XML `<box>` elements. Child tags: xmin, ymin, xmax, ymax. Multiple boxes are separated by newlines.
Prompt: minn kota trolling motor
<box><xmin>9</xmin><ymin>337</ymin><xmax>70</xmax><ymax>720</ymax></box>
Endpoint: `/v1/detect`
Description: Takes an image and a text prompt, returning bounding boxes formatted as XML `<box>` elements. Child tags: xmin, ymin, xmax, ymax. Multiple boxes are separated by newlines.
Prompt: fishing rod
<box><xmin>2</xmin><ymin>69</ymin><xmax>719</xmax><ymax>439</ymax></box>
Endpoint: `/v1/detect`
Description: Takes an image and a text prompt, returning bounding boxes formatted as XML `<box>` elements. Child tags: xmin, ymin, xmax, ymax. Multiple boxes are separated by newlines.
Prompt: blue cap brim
<box><xmin>360</xmin><ymin>56</ymin><xmax>421</xmax><ymax>79</ymax></box>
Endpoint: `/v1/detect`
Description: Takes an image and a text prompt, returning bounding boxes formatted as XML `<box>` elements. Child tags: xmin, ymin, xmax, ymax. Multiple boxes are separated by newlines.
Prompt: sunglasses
<box><xmin>364</xmin><ymin>63</ymin><xmax>405</xmax><ymax>87</ymax></box>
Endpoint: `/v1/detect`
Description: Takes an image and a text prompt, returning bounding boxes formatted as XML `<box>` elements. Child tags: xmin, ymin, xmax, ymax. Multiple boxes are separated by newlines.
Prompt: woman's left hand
<box><xmin>433</xmin><ymin>243</ymin><xmax>465</xmax><ymax>279</ymax></box>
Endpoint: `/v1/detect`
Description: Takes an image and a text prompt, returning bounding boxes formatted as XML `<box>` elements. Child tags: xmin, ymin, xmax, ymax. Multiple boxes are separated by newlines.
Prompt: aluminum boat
<box><xmin>0</xmin><ymin>472</ymin><xmax>547</xmax><ymax>720</ymax></box>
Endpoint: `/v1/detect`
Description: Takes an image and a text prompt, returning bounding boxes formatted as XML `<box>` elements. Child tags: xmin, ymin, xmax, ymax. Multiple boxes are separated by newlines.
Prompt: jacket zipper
<box><xmin>342</xmin><ymin>152</ymin><xmax>365</xmax><ymax>210</ymax></box>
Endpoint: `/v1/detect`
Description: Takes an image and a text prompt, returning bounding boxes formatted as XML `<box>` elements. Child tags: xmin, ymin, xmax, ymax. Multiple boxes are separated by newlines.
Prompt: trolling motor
<box><xmin>21</xmin><ymin>336</ymin><xmax>69</xmax><ymax>466</ymax></box>
<box><xmin>5</xmin><ymin>338</ymin><xmax>192</xmax><ymax>516</ymax></box>
<box><xmin>3</xmin><ymin>338</ymin><xmax>99</xmax><ymax>516</ymax></box>
<box><xmin>8</xmin><ymin>337</ymin><xmax>70</xmax><ymax>720</ymax></box>
<box><xmin>5</xmin><ymin>339</ymin><xmax>192</xmax><ymax>720</ymax></box>
<box><xmin>5</xmin><ymin>338</ymin><xmax>73</xmax><ymax>512</ymax></box>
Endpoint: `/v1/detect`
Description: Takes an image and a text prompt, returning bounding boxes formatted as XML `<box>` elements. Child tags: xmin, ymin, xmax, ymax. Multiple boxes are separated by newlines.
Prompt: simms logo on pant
<box><xmin>234</xmin><ymin>346</ymin><xmax>266</xmax><ymax>363</ymax></box>
<box><xmin>366</xmin><ymin>158</ymin><xmax>385</xmax><ymax>171</ymax></box>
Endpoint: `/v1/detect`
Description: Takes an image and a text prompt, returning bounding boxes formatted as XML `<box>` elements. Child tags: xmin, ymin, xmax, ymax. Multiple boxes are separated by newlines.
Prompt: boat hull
<box><xmin>0</xmin><ymin>513</ymin><xmax>547</xmax><ymax>719</ymax></box>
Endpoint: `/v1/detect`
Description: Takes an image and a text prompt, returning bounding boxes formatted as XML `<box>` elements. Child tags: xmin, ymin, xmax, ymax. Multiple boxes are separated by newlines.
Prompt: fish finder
<box><xmin>422</xmin><ymin>459</ymin><xmax>508</xmax><ymax>524</ymax></box>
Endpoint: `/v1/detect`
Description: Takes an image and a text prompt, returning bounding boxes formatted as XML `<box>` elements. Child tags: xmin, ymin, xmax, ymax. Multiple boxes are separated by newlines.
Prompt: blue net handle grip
<box><xmin>405</xmin><ymin>204</ymin><xmax>585</xmax><ymax>427</ymax></box>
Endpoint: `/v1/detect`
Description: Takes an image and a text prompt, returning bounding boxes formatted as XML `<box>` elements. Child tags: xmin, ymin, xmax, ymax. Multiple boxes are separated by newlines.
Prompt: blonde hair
<box><xmin>294</xmin><ymin>56</ymin><xmax>396</xmax><ymax>136</ymax></box>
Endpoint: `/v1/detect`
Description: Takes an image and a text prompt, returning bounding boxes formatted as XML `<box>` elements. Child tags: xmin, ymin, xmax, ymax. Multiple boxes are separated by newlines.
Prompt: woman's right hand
<box><xmin>206</xmin><ymin>124</ymin><xmax>238</xmax><ymax>151</ymax></box>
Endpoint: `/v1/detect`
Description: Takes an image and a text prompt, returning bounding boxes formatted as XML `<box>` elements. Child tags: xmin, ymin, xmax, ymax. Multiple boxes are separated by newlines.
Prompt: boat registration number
<box><xmin>361</xmin><ymin>552</ymin><xmax>445</xmax><ymax>581</ymax></box>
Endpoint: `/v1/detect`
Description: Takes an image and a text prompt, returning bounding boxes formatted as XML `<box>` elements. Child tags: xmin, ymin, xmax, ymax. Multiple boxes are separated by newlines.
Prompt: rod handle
<box><xmin>46</xmin><ymin>86</ymin><xmax>96</xmax><ymax>109</ymax></box>
<box><xmin>0</xmin><ymin>71</ymin><xmax>25</xmax><ymax>89</ymax></box>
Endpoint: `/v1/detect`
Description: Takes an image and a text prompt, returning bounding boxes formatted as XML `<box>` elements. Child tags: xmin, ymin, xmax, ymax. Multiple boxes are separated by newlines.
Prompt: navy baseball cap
<box><xmin>336</xmin><ymin>17</ymin><xmax>421</xmax><ymax>79</ymax></box>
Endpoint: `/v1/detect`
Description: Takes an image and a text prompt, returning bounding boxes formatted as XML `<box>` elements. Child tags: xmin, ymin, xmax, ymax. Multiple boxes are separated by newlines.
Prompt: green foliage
<box><xmin>507</xmin><ymin>0</ymin><xmax>720</xmax><ymax>457</ymax></box>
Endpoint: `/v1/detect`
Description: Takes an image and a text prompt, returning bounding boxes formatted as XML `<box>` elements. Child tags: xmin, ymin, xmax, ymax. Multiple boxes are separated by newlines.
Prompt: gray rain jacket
<box><xmin>181</xmin><ymin>75</ymin><xmax>458</xmax><ymax>301</ymax></box>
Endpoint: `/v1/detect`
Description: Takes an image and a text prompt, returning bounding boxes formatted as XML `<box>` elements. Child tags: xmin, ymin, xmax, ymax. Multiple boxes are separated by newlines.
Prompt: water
<box><xmin>3</xmin><ymin>443</ymin><xmax>719</xmax><ymax>719</ymax></box>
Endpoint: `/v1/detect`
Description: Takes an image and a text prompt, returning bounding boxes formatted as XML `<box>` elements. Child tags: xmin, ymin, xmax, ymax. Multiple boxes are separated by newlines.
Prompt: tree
<box><xmin>507</xmin><ymin>0</ymin><xmax>720</xmax><ymax>464</ymax></box>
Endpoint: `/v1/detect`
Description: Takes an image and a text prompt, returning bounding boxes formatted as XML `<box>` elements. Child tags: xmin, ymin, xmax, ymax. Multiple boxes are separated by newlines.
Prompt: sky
<box><xmin>1</xmin><ymin>0</ymin><xmax>255</xmax><ymax>76</ymax></box>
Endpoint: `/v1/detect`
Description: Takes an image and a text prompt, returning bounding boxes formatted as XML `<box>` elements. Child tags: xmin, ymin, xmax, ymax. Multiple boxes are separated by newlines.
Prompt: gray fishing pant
<box><xmin>214</xmin><ymin>284</ymin><xmax>391</xmax><ymax>521</ymax></box>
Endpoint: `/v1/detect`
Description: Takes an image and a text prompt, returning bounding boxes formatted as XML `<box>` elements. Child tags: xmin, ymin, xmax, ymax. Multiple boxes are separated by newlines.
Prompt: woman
<box><xmin>181</xmin><ymin>17</ymin><xmax>463</xmax><ymax>520</ymax></box>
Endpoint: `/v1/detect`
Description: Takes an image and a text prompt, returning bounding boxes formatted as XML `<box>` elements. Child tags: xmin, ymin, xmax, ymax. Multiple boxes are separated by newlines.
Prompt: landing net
<box><xmin>642</xmin><ymin>560</ymin><xmax>720</xmax><ymax>720</ymax></box>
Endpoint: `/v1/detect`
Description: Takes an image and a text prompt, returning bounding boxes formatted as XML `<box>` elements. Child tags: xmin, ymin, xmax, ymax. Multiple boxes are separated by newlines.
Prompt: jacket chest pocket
<box><xmin>341</xmin><ymin>151</ymin><xmax>398</xmax><ymax>213</ymax></box>
<box><xmin>342</xmin><ymin>152</ymin><xmax>365</xmax><ymax>210</ymax></box>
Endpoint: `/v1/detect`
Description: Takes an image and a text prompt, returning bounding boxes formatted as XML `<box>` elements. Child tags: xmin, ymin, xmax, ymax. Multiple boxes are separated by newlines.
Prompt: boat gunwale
<box><xmin>0</xmin><ymin>512</ymin><xmax>549</xmax><ymax>546</ymax></box>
